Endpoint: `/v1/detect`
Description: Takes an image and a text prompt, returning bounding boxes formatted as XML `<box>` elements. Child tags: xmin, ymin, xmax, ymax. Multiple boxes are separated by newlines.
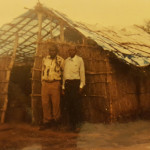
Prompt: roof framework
<box><xmin>0</xmin><ymin>3</ymin><xmax>150</xmax><ymax>66</ymax></box>
<box><xmin>0</xmin><ymin>3</ymin><xmax>73</xmax><ymax>64</ymax></box>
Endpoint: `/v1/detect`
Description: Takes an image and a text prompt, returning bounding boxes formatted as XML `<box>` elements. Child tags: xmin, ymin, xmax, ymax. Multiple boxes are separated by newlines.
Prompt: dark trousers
<box><xmin>64</xmin><ymin>79</ymin><xmax>82</xmax><ymax>129</ymax></box>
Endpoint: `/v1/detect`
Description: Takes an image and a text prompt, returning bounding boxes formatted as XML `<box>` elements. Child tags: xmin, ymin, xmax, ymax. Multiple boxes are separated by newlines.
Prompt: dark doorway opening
<box><xmin>6</xmin><ymin>65</ymin><xmax>32</xmax><ymax>123</ymax></box>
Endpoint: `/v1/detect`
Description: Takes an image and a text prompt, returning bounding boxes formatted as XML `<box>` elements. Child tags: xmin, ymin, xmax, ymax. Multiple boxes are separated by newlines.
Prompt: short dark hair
<box><xmin>68</xmin><ymin>45</ymin><xmax>77</xmax><ymax>52</ymax></box>
<box><xmin>48</xmin><ymin>43</ymin><xmax>58</xmax><ymax>52</ymax></box>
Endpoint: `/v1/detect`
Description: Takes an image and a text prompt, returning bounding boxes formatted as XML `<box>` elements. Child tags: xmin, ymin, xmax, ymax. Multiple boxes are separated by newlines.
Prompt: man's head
<box><xmin>48</xmin><ymin>44</ymin><xmax>58</xmax><ymax>59</ymax></box>
<box><xmin>68</xmin><ymin>45</ymin><xmax>77</xmax><ymax>58</ymax></box>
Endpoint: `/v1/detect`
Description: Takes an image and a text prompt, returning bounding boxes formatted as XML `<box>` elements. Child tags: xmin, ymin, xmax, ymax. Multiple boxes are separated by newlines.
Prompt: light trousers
<box><xmin>41</xmin><ymin>81</ymin><xmax>61</xmax><ymax>123</ymax></box>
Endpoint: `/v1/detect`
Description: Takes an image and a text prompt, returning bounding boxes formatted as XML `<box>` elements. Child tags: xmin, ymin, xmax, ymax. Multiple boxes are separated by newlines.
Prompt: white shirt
<box><xmin>63</xmin><ymin>55</ymin><xmax>85</xmax><ymax>89</ymax></box>
<box><xmin>42</xmin><ymin>55</ymin><xmax>64</xmax><ymax>81</ymax></box>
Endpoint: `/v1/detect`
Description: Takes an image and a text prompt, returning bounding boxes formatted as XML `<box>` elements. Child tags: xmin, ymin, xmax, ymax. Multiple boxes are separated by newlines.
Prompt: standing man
<box><xmin>62</xmin><ymin>45</ymin><xmax>85</xmax><ymax>131</ymax></box>
<box><xmin>40</xmin><ymin>43</ymin><xmax>64</xmax><ymax>130</ymax></box>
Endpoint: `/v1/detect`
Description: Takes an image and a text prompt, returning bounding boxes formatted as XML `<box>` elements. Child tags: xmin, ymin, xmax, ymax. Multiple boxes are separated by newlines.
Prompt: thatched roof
<box><xmin>78</xmin><ymin>24</ymin><xmax>150</xmax><ymax>66</ymax></box>
<box><xmin>0</xmin><ymin>3</ymin><xmax>150</xmax><ymax>66</ymax></box>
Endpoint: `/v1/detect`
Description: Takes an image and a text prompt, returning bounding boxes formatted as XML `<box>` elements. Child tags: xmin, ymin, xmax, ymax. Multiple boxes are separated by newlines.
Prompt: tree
<box><xmin>136</xmin><ymin>20</ymin><xmax>150</xmax><ymax>34</ymax></box>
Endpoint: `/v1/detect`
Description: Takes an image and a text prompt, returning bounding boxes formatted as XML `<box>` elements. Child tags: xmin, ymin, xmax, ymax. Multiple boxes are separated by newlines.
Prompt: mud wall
<box><xmin>109</xmin><ymin>57</ymin><xmax>150</xmax><ymax>121</ymax></box>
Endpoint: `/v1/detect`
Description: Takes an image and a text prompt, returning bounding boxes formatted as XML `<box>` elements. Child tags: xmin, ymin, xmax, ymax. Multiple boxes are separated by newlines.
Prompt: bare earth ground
<box><xmin>0</xmin><ymin>120</ymin><xmax>150</xmax><ymax>150</ymax></box>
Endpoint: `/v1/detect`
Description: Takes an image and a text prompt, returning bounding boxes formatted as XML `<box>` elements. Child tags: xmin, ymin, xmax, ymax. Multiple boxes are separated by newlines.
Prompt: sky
<box><xmin>0</xmin><ymin>0</ymin><xmax>150</xmax><ymax>27</ymax></box>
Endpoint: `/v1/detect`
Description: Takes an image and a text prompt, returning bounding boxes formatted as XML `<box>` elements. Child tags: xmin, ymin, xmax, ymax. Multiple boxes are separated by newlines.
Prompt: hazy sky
<box><xmin>0</xmin><ymin>0</ymin><xmax>150</xmax><ymax>27</ymax></box>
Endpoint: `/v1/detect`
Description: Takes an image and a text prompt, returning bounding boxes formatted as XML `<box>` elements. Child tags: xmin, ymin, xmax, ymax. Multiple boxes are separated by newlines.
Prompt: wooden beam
<box><xmin>0</xmin><ymin>17</ymin><xmax>36</xmax><ymax>49</ymax></box>
<box><xmin>105</xmin><ymin>59</ymin><xmax>114</xmax><ymax>123</ymax></box>
<box><xmin>1</xmin><ymin>33</ymin><xmax>19</xmax><ymax>123</ymax></box>
<box><xmin>31</xmin><ymin>94</ymin><xmax>41</xmax><ymax>97</ymax></box>
<box><xmin>86</xmin><ymin>71</ymin><xmax>113</xmax><ymax>75</ymax></box>
<box><xmin>60</xmin><ymin>21</ymin><xmax>64</xmax><ymax>42</ymax></box>
<box><xmin>37</xmin><ymin>12</ymin><xmax>43</xmax><ymax>42</ymax></box>
<box><xmin>31</xmin><ymin>12</ymin><xmax>43</xmax><ymax>124</ymax></box>
<box><xmin>42</xmin><ymin>24</ymin><xmax>58</xmax><ymax>40</ymax></box>
<box><xmin>0</xmin><ymin>10</ymin><xmax>34</xmax><ymax>38</ymax></box>
<box><xmin>18</xmin><ymin>20</ymin><xmax>50</xmax><ymax>49</ymax></box>
<box><xmin>50</xmin><ymin>17</ymin><xmax>53</xmax><ymax>39</ymax></box>
<box><xmin>0</xmin><ymin>41</ymin><xmax>35</xmax><ymax>56</ymax></box>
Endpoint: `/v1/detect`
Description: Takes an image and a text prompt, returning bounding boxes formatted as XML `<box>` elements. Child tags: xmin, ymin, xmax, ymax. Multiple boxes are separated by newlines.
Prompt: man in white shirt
<box><xmin>62</xmin><ymin>45</ymin><xmax>85</xmax><ymax>131</ymax></box>
<box><xmin>40</xmin><ymin>43</ymin><xmax>64</xmax><ymax>130</ymax></box>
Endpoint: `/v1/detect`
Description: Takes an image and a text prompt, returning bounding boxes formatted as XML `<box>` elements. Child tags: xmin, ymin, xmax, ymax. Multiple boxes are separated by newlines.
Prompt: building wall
<box><xmin>109</xmin><ymin>57</ymin><xmax>150</xmax><ymax>121</ymax></box>
<box><xmin>32</xmin><ymin>41</ymin><xmax>150</xmax><ymax>124</ymax></box>
<box><xmin>31</xmin><ymin>42</ymin><xmax>111</xmax><ymax>123</ymax></box>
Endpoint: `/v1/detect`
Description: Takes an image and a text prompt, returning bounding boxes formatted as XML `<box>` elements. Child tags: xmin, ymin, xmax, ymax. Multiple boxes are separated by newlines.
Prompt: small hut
<box><xmin>0</xmin><ymin>3</ymin><xmax>150</xmax><ymax>124</ymax></box>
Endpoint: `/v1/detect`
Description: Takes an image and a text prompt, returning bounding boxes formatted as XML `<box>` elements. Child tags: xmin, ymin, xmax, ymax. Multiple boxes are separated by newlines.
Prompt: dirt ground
<box><xmin>1</xmin><ymin>120</ymin><xmax>150</xmax><ymax>150</ymax></box>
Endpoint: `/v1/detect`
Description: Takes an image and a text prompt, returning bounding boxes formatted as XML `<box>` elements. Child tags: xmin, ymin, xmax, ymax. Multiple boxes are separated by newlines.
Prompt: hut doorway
<box><xmin>6</xmin><ymin>64</ymin><xmax>32</xmax><ymax>123</ymax></box>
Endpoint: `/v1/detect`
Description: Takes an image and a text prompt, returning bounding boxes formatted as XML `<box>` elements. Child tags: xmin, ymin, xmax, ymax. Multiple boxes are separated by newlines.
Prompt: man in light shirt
<box><xmin>40</xmin><ymin>43</ymin><xmax>64</xmax><ymax>130</ymax></box>
<box><xmin>62</xmin><ymin>45</ymin><xmax>85</xmax><ymax>131</ymax></box>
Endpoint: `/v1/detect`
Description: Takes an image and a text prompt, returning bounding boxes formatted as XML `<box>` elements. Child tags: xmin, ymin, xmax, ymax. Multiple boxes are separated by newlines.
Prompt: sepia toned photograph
<box><xmin>0</xmin><ymin>0</ymin><xmax>150</xmax><ymax>149</ymax></box>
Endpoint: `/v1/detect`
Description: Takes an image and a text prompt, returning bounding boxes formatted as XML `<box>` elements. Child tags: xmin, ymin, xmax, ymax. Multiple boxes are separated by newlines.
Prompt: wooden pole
<box><xmin>1</xmin><ymin>34</ymin><xmax>18</xmax><ymax>123</ymax></box>
<box><xmin>37</xmin><ymin>13</ymin><xmax>42</xmax><ymax>42</ymax></box>
<box><xmin>50</xmin><ymin>17</ymin><xmax>53</xmax><ymax>39</ymax></box>
<box><xmin>105</xmin><ymin>59</ymin><xmax>114</xmax><ymax>123</ymax></box>
<box><xmin>60</xmin><ymin>21</ymin><xmax>64</xmax><ymax>42</ymax></box>
<box><xmin>31</xmin><ymin>12</ymin><xmax>43</xmax><ymax>124</ymax></box>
